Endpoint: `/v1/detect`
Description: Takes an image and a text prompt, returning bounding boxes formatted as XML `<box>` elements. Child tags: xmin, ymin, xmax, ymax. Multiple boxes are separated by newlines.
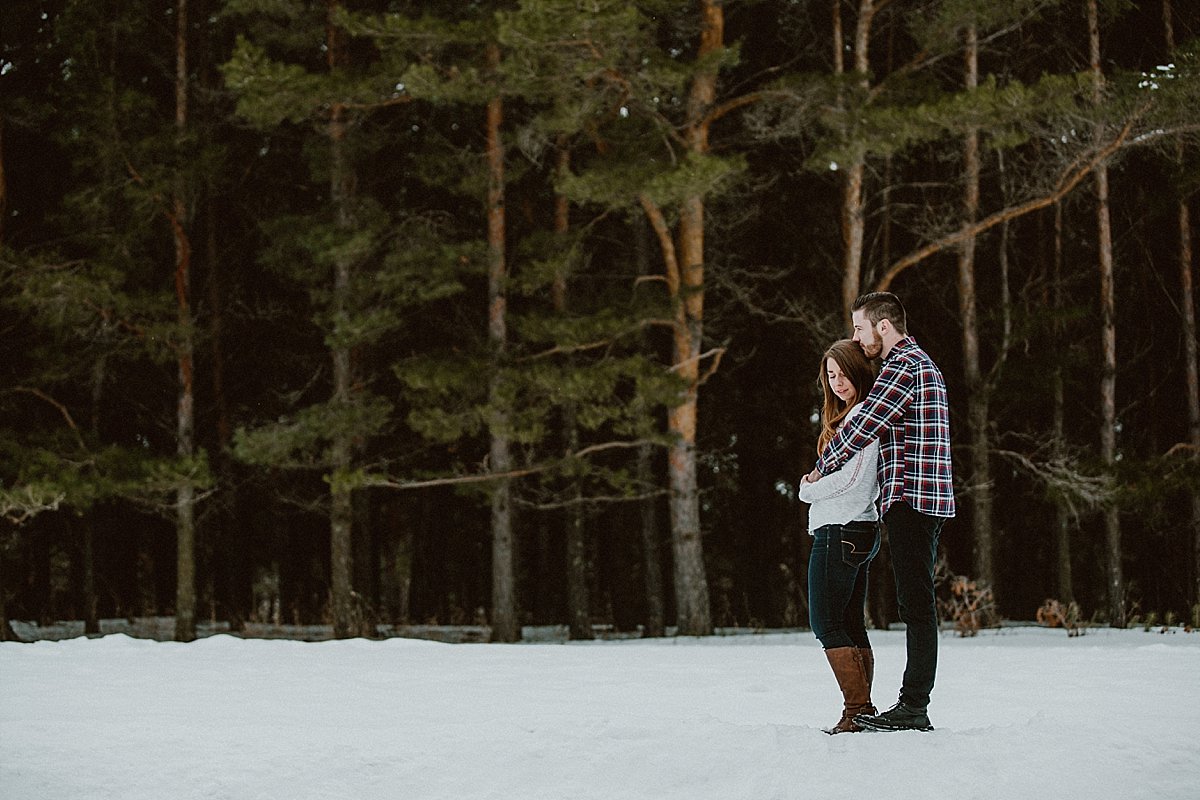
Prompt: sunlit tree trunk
<box><xmin>1088</xmin><ymin>0</ymin><xmax>1124</xmax><ymax>627</ymax></box>
<box><xmin>171</xmin><ymin>0</ymin><xmax>197</xmax><ymax>643</ymax></box>
<box><xmin>486</xmin><ymin>42</ymin><xmax>519</xmax><ymax>643</ymax></box>
<box><xmin>650</xmin><ymin>0</ymin><xmax>724</xmax><ymax>637</ymax></box>
<box><xmin>835</xmin><ymin>0</ymin><xmax>875</xmax><ymax>323</ymax></box>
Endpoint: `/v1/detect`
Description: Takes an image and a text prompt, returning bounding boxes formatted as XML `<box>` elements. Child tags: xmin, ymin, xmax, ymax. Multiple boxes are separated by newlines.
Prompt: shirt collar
<box><xmin>883</xmin><ymin>336</ymin><xmax>916</xmax><ymax>364</ymax></box>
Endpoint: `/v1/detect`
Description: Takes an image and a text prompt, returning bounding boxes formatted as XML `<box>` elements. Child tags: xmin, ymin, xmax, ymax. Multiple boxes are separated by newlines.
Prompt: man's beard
<box><xmin>858</xmin><ymin>331</ymin><xmax>882</xmax><ymax>359</ymax></box>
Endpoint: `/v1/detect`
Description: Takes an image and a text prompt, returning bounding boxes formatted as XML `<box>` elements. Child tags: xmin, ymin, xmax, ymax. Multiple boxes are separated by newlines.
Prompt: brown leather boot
<box><xmin>823</xmin><ymin>647</ymin><xmax>877</xmax><ymax>734</ymax></box>
<box><xmin>858</xmin><ymin>646</ymin><xmax>875</xmax><ymax>693</ymax></box>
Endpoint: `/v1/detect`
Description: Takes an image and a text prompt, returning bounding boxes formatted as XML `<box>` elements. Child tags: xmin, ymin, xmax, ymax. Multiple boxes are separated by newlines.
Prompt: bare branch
<box><xmin>369</xmin><ymin>439</ymin><xmax>666</xmax><ymax>492</ymax></box>
<box><xmin>12</xmin><ymin>387</ymin><xmax>87</xmax><ymax>451</ymax></box>
<box><xmin>702</xmin><ymin>91</ymin><xmax>765</xmax><ymax>129</ymax></box>
<box><xmin>518</xmin><ymin>320</ymin><xmax>664</xmax><ymax>362</ymax></box>
<box><xmin>993</xmin><ymin>447</ymin><xmax>1114</xmax><ymax>522</ymax></box>
<box><xmin>514</xmin><ymin>488</ymin><xmax>669</xmax><ymax>511</ymax></box>
<box><xmin>877</xmin><ymin>106</ymin><xmax>1150</xmax><ymax>291</ymax></box>
<box><xmin>669</xmin><ymin>346</ymin><xmax>726</xmax><ymax>377</ymax></box>
<box><xmin>638</xmin><ymin>193</ymin><xmax>680</xmax><ymax>298</ymax></box>
<box><xmin>697</xmin><ymin>347</ymin><xmax>727</xmax><ymax>386</ymax></box>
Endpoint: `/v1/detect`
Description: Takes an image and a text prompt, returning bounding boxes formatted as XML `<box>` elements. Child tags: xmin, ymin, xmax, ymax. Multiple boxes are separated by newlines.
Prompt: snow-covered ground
<box><xmin>3</xmin><ymin>627</ymin><xmax>1197</xmax><ymax>800</ymax></box>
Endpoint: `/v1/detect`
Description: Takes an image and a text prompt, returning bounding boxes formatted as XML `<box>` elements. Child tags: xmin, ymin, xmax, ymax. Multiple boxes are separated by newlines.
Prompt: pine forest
<box><xmin>2</xmin><ymin>0</ymin><xmax>1199</xmax><ymax>642</ymax></box>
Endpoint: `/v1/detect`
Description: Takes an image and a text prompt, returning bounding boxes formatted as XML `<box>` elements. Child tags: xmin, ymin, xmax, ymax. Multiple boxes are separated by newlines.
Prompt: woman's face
<box><xmin>826</xmin><ymin>357</ymin><xmax>857</xmax><ymax>404</ymax></box>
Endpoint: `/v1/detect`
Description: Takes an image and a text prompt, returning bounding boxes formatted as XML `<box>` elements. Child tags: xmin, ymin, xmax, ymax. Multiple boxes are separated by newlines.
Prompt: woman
<box><xmin>798</xmin><ymin>339</ymin><xmax>881</xmax><ymax>734</ymax></box>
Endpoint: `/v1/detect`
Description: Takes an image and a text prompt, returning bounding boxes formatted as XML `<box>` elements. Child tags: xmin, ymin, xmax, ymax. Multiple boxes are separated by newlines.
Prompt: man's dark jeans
<box><xmin>884</xmin><ymin>501</ymin><xmax>946</xmax><ymax>710</ymax></box>
<box><xmin>808</xmin><ymin>521</ymin><xmax>880</xmax><ymax>650</ymax></box>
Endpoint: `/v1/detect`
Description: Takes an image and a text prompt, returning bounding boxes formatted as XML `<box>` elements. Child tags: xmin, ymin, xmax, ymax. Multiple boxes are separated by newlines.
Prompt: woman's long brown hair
<box><xmin>817</xmin><ymin>339</ymin><xmax>877</xmax><ymax>454</ymax></box>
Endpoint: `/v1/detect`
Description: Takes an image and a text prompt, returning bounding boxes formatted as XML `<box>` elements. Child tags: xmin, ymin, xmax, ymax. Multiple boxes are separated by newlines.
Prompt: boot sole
<box><xmin>855</xmin><ymin>719</ymin><xmax>934</xmax><ymax>732</ymax></box>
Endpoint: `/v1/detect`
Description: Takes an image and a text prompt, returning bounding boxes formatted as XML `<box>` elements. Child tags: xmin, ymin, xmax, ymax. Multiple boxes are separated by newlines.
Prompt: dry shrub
<box><xmin>1036</xmin><ymin>598</ymin><xmax>1084</xmax><ymax>637</ymax></box>
<box><xmin>935</xmin><ymin>557</ymin><xmax>999</xmax><ymax>637</ymax></box>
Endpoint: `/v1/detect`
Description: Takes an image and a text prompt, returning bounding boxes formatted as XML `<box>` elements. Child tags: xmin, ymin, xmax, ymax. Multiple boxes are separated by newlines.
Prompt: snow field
<box><xmin>2</xmin><ymin>627</ymin><xmax>1198</xmax><ymax>800</ymax></box>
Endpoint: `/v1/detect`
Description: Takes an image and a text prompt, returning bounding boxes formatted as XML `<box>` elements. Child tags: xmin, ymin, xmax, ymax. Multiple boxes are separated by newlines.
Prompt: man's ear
<box><xmin>878</xmin><ymin>318</ymin><xmax>892</xmax><ymax>336</ymax></box>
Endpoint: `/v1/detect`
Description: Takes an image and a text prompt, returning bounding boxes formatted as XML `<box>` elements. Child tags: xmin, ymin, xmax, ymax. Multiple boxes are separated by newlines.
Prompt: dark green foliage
<box><xmin>3</xmin><ymin>0</ymin><xmax>1200</xmax><ymax>629</ymax></box>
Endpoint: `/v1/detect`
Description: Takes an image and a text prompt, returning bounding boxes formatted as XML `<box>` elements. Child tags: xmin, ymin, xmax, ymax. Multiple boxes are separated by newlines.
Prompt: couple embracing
<box><xmin>798</xmin><ymin>291</ymin><xmax>955</xmax><ymax>734</ymax></box>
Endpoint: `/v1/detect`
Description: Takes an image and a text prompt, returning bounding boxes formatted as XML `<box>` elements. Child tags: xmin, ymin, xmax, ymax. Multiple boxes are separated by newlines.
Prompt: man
<box><xmin>802</xmin><ymin>291</ymin><xmax>955</xmax><ymax>732</ymax></box>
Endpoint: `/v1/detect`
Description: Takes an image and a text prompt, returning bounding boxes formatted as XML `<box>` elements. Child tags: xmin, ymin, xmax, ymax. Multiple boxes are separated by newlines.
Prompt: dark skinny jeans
<box><xmin>884</xmin><ymin>501</ymin><xmax>947</xmax><ymax>711</ymax></box>
<box><xmin>808</xmin><ymin>520</ymin><xmax>881</xmax><ymax>650</ymax></box>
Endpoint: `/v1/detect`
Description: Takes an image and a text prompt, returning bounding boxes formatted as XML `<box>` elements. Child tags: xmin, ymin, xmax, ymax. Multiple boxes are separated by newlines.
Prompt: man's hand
<box><xmin>801</xmin><ymin>467</ymin><xmax>821</xmax><ymax>484</ymax></box>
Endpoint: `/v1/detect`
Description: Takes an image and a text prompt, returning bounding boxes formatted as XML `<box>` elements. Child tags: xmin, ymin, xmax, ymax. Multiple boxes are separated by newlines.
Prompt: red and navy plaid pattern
<box><xmin>815</xmin><ymin>337</ymin><xmax>956</xmax><ymax>518</ymax></box>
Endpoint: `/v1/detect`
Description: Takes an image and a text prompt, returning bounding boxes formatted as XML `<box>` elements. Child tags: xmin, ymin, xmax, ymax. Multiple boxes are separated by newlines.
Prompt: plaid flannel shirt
<box><xmin>815</xmin><ymin>337</ymin><xmax>956</xmax><ymax>518</ymax></box>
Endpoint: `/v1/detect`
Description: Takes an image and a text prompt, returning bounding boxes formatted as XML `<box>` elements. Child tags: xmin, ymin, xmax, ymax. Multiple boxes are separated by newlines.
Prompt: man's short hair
<box><xmin>852</xmin><ymin>292</ymin><xmax>908</xmax><ymax>336</ymax></box>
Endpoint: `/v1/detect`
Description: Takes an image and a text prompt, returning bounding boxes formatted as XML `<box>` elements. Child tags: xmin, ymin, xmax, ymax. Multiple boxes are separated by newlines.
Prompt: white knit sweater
<box><xmin>798</xmin><ymin>403</ymin><xmax>880</xmax><ymax>532</ymax></box>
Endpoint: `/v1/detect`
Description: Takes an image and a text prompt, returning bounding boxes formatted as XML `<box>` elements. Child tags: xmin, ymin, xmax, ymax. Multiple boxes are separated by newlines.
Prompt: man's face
<box><xmin>851</xmin><ymin>309</ymin><xmax>883</xmax><ymax>359</ymax></box>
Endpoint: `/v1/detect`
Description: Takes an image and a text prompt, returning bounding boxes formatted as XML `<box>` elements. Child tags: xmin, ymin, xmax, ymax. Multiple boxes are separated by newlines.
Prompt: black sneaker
<box><xmin>853</xmin><ymin>701</ymin><xmax>934</xmax><ymax>732</ymax></box>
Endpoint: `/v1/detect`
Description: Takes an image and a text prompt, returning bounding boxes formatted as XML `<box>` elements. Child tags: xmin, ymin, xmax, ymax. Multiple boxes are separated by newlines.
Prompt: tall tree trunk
<box><xmin>327</xmin><ymin>6</ymin><xmax>356</xmax><ymax>639</ymax></box>
<box><xmin>204</xmin><ymin>183</ymin><xmax>240</xmax><ymax>626</ymax></box>
<box><xmin>634</xmin><ymin>213</ymin><xmax>665</xmax><ymax>638</ymax></box>
<box><xmin>0</xmin><ymin>536</ymin><xmax>20</xmax><ymax>641</ymax></box>
<box><xmin>486</xmin><ymin>43</ymin><xmax>519</xmax><ymax>643</ymax></box>
<box><xmin>653</xmin><ymin>0</ymin><xmax>724</xmax><ymax>637</ymax></box>
<box><xmin>1051</xmin><ymin>200</ymin><xmax>1075</xmax><ymax>604</ymax></box>
<box><xmin>553</xmin><ymin>145</ymin><xmax>593</xmax><ymax>641</ymax></box>
<box><xmin>1183</xmin><ymin>196</ymin><xmax>1200</xmax><ymax>611</ymax></box>
<box><xmin>172</xmin><ymin>0</ymin><xmax>197</xmax><ymax>643</ymax></box>
<box><xmin>957</xmin><ymin>23</ymin><xmax>995</xmax><ymax>591</ymax></box>
<box><xmin>196</xmin><ymin>0</ymin><xmax>240</xmax><ymax>629</ymax></box>
<box><xmin>836</xmin><ymin>0</ymin><xmax>875</xmax><ymax>323</ymax></box>
<box><xmin>1164</xmin><ymin>0</ymin><xmax>1200</xmax><ymax>611</ymax></box>
<box><xmin>562</xmin><ymin>405</ymin><xmax>591</xmax><ymax>639</ymax></box>
<box><xmin>84</xmin><ymin>356</ymin><xmax>108</xmax><ymax>634</ymax></box>
<box><xmin>1088</xmin><ymin>0</ymin><xmax>1124</xmax><ymax>627</ymax></box>
<box><xmin>0</xmin><ymin>116</ymin><xmax>6</xmax><ymax>245</ymax></box>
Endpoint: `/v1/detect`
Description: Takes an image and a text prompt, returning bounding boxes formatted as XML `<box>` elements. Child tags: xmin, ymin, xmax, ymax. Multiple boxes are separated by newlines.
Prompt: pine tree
<box><xmin>3</xmin><ymin>0</ymin><xmax>222</xmax><ymax>631</ymax></box>
<box><xmin>223</xmin><ymin>0</ymin><xmax>425</xmax><ymax>638</ymax></box>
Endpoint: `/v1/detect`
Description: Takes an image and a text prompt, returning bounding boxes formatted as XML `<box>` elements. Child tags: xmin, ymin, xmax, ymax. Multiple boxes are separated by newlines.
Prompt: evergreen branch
<box><xmin>876</xmin><ymin>105</ymin><xmax>1149</xmax><ymax>291</ymax></box>
<box><xmin>868</xmin><ymin>49</ymin><xmax>933</xmax><ymax>102</ymax></box>
<box><xmin>867</xmin><ymin>5</ymin><xmax>1049</xmax><ymax>103</ymax></box>
<box><xmin>80</xmin><ymin>297</ymin><xmax>150</xmax><ymax>343</ymax></box>
<box><xmin>124</xmin><ymin>156</ymin><xmax>191</xmax><ymax>359</ymax></box>
<box><xmin>11</xmin><ymin>387</ymin><xmax>87</xmax><ymax>452</ymax></box>
<box><xmin>0</xmin><ymin>485</ymin><xmax>66</xmax><ymax>525</ymax></box>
